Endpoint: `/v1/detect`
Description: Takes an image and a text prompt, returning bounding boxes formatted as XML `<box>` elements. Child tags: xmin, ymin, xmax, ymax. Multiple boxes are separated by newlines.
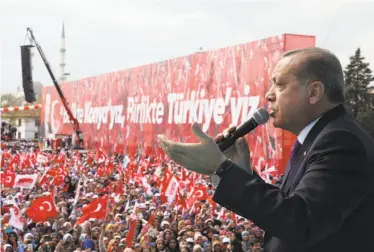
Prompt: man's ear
<box><xmin>308</xmin><ymin>81</ymin><xmax>325</xmax><ymax>104</ymax></box>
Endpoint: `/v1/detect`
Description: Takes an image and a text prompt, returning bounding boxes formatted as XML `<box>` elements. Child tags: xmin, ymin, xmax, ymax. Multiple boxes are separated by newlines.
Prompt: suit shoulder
<box><xmin>315</xmin><ymin>128</ymin><xmax>363</xmax><ymax>151</ymax></box>
<box><xmin>312</xmin><ymin>117</ymin><xmax>374</xmax><ymax>171</ymax></box>
<box><xmin>325</xmin><ymin>115</ymin><xmax>372</xmax><ymax>138</ymax></box>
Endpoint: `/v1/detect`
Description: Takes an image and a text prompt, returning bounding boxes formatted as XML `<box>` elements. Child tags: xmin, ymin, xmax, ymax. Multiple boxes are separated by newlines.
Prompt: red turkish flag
<box><xmin>46</xmin><ymin>167</ymin><xmax>67</xmax><ymax>186</ymax></box>
<box><xmin>26</xmin><ymin>194</ymin><xmax>57</xmax><ymax>222</ymax></box>
<box><xmin>176</xmin><ymin>191</ymin><xmax>187</xmax><ymax>210</ymax></box>
<box><xmin>95</xmin><ymin>148</ymin><xmax>107</xmax><ymax>164</ymax></box>
<box><xmin>186</xmin><ymin>185</ymin><xmax>208</xmax><ymax>208</ymax></box>
<box><xmin>1</xmin><ymin>150</ymin><xmax>12</xmax><ymax>167</ymax></box>
<box><xmin>115</xmin><ymin>179</ymin><xmax>124</xmax><ymax>195</ymax></box>
<box><xmin>52</xmin><ymin>174</ymin><xmax>66</xmax><ymax>186</ymax></box>
<box><xmin>1</xmin><ymin>170</ymin><xmax>16</xmax><ymax>188</ymax></box>
<box><xmin>126</xmin><ymin>219</ymin><xmax>137</xmax><ymax>247</ymax></box>
<box><xmin>192</xmin><ymin>185</ymin><xmax>208</xmax><ymax>201</ymax></box>
<box><xmin>76</xmin><ymin>195</ymin><xmax>108</xmax><ymax>225</ymax></box>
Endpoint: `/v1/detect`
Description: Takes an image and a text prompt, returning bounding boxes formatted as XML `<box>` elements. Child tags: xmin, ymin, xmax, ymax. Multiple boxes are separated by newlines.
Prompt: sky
<box><xmin>1</xmin><ymin>0</ymin><xmax>374</xmax><ymax>94</ymax></box>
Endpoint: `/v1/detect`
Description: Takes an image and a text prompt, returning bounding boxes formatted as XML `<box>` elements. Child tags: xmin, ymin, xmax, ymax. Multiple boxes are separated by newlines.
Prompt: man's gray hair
<box><xmin>281</xmin><ymin>47</ymin><xmax>345</xmax><ymax>104</ymax></box>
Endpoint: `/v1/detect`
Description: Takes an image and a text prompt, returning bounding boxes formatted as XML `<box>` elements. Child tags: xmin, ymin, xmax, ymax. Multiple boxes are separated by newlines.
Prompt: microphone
<box><xmin>216</xmin><ymin>108</ymin><xmax>269</xmax><ymax>152</ymax></box>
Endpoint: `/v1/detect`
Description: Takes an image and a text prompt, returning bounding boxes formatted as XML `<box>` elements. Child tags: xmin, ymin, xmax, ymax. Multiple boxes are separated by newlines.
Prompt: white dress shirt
<box><xmin>297</xmin><ymin>117</ymin><xmax>321</xmax><ymax>144</ymax></box>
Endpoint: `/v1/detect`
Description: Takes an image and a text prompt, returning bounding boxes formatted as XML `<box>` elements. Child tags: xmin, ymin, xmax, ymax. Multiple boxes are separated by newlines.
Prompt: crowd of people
<box><xmin>1</xmin><ymin>140</ymin><xmax>265</xmax><ymax>252</ymax></box>
<box><xmin>1</xmin><ymin>122</ymin><xmax>18</xmax><ymax>142</ymax></box>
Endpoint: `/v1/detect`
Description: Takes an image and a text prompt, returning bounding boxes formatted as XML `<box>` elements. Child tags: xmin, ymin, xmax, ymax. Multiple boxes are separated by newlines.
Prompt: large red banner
<box><xmin>41</xmin><ymin>34</ymin><xmax>315</xmax><ymax>178</ymax></box>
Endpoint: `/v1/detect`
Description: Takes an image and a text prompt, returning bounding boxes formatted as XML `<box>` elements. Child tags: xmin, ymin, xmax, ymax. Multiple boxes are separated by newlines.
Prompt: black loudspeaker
<box><xmin>21</xmin><ymin>45</ymin><xmax>36</xmax><ymax>103</ymax></box>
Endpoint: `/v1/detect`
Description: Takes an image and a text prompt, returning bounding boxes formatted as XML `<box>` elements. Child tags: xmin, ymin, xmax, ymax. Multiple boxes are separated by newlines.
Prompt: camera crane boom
<box><xmin>26</xmin><ymin>28</ymin><xmax>83</xmax><ymax>143</ymax></box>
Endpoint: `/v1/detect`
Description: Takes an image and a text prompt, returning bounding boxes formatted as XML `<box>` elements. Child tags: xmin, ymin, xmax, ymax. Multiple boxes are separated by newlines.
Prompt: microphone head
<box><xmin>253</xmin><ymin>108</ymin><xmax>270</xmax><ymax>125</ymax></box>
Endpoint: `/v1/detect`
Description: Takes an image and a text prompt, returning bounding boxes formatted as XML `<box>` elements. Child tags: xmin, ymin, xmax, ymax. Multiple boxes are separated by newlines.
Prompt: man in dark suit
<box><xmin>158</xmin><ymin>47</ymin><xmax>374</xmax><ymax>252</ymax></box>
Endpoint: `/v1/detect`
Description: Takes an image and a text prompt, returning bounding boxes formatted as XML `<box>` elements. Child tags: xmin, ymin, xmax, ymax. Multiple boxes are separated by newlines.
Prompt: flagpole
<box><xmin>104</xmin><ymin>194</ymin><xmax>110</xmax><ymax>220</ymax></box>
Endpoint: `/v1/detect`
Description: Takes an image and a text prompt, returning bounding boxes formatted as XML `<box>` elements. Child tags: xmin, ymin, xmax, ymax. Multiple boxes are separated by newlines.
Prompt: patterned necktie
<box><xmin>290</xmin><ymin>139</ymin><xmax>302</xmax><ymax>167</ymax></box>
<box><xmin>283</xmin><ymin>139</ymin><xmax>302</xmax><ymax>190</ymax></box>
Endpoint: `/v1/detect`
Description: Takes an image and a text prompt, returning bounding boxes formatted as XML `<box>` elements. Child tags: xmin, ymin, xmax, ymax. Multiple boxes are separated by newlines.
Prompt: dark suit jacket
<box><xmin>213</xmin><ymin>105</ymin><xmax>374</xmax><ymax>252</ymax></box>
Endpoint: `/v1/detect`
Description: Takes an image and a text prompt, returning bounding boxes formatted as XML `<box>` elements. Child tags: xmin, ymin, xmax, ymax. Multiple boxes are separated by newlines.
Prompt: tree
<box><xmin>357</xmin><ymin>110</ymin><xmax>374</xmax><ymax>136</ymax></box>
<box><xmin>344</xmin><ymin>48</ymin><xmax>374</xmax><ymax>117</ymax></box>
<box><xmin>344</xmin><ymin>48</ymin><xmax>374</xmax><ymax>137</ymax></box>
<box><xmin>1</xmin><ymin>93</ymin><xmax>22</xmax><ymax>107</ymax></box>
<box><xmin>1</xmin><ymin>92</ymin><xmax>41</xmax><ymax>122</ymax></box>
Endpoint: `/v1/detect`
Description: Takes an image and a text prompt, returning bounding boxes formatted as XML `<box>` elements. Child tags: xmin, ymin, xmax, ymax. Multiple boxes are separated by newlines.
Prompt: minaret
<box><xmin>59</xmin><ymin>23</ymin><xmax>66</xmax><ymax>82</ymax></box>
